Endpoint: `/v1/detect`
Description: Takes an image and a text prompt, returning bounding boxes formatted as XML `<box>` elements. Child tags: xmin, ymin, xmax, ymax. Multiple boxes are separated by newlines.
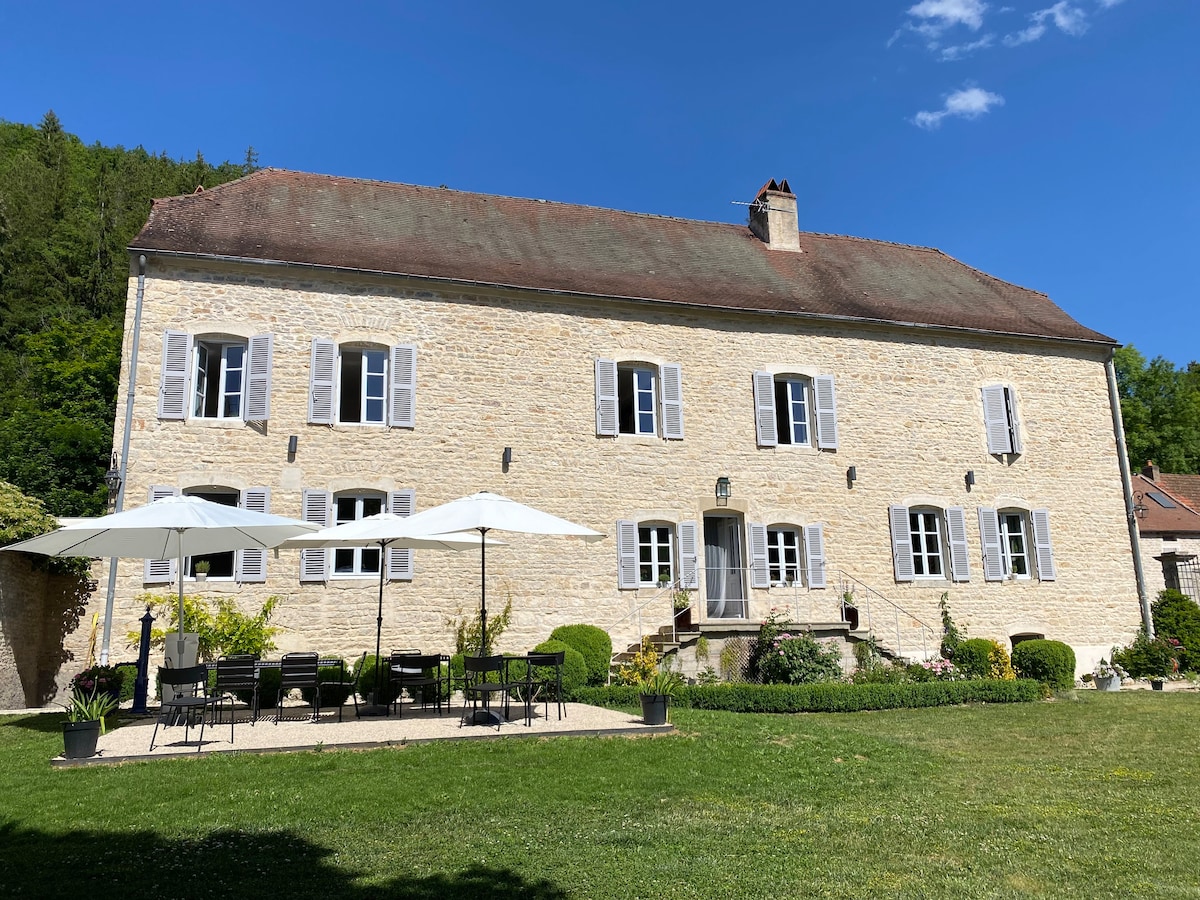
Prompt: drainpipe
<box><xmin>1105</xmin><ymin>349</ymin><xmax>1154</xmax><ymax>637</ymax></box>
<box><xmin>99</xmin><ymin>254</ymin><xmax>147</xmax><ymax>664</ymax></box>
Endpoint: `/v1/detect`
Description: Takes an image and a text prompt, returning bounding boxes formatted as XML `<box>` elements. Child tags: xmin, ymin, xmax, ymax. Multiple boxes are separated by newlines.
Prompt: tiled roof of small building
<box><xmin>1133</xmin><ymin>473</ymin><xmax>1200</xmax><ymax>536</ymax></box>
<box><xmin>1155</xmin><ymin>474</ymin><xmax>1200</xmax><ymax>517</ymax></box>
<box><xmin>130</xmin><ymin>169</ymin><xmax>1114</xmax><ymax>345</ymax></box>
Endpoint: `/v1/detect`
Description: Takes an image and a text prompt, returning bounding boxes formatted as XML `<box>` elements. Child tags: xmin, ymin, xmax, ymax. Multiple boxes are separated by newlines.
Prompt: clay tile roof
<box><xmin>130</xmin><ymin>168</ymin><xmax>1114</xmax><ymax>345</ymax></box>
<box><xmin>1133</xmin><ymin>473</ymin><xmax>1200</xmax><ymax>535</ymax></box>
<box><xmin>1155</xmin><ymin>473</ymin><xmax>1200</xmax><ymax>515</ymax></box>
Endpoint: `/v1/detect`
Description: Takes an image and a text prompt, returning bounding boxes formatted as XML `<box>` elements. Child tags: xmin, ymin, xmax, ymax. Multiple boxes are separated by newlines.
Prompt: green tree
<box><xmin>1114</xmin><ymin>345</ymin><xmax>1200</xmax><ymax>474</ymax></box>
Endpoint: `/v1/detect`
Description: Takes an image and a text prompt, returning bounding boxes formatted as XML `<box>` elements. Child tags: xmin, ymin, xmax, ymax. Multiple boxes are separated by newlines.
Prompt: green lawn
<box><xmin>3</xmin><ymin>692</ymin><xmax>1198</xmax><ymax>899</ymax></box>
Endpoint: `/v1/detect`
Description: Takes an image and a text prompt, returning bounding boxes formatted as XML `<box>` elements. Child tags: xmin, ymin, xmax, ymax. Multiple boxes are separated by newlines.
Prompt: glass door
<box><xmin>704</xmin><ymin>515</ymin><xmax>747</xmax><ymax>618</ymax></box>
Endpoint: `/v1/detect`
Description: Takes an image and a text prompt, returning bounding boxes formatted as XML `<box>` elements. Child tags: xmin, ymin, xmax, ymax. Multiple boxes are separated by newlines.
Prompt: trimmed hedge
<box><xmin>1011</xmin><ymin>639</ymin><xmax>1075</xmax><ymax>692</ymax></box>
<box><xmin>571</xmin><ymin>678</ymin><xmax>1041</xmax><ymax>713</ymax></box>
<box><xmin>548</xmin><ymin>625</ymin><xmax>612</xmax><ymax>686</ymax></box>
<box><xmin>953</xmin><ymin>639</ymin><xmax>995</xmax><ymax>679</ymax></box>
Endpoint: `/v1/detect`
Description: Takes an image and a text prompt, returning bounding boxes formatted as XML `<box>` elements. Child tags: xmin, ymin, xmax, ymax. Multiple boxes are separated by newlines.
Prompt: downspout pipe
<box><xmin>1105</xmin><ymin>349</ymin><xmax>1154</xmax><ymax>637</ymax></box>
<box><xmin>99</xmin><ymin>254</ymin><xmax>147</xmax><ymax>664</ymax></box>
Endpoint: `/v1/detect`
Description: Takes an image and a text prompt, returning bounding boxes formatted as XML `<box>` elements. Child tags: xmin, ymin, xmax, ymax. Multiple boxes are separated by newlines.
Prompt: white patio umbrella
<box><xmin>390</xmin><ymin>491</ymin><xmax>605</xmax><ymax>653</ymax></box>
<box><xmin>4</xmin><ymin>495</ymin><xmax>320</xmax><ymax>655</ymax></box>
<box><xmin>280</xmin><ymin>513</ymin><xmax>503</xmax><ymax>714</ymax></box>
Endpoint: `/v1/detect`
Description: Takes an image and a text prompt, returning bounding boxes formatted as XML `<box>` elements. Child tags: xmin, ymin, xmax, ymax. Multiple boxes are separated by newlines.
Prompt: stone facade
<box><xmin>91</xmin><ymin>256</ymin><xmax>1142</xmax><ymax>678</ymax></box>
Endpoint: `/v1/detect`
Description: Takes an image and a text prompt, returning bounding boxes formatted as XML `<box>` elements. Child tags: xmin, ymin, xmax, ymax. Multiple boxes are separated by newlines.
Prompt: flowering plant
<box><xmin>918</xmin><ymin>657</ymin><xmax>964</xmax><ymax>681</ymax></box>
<box><xmin>69</xmin><ymin>665</ymin><xmax>125</xmax><ymax>700</ymax></box>
<box><xmin>1092</xmin><ymin>658</ymin><xmax>1127</xmax><ymax>680</ymax></box>
<box><xmin>750</xmin><ymin>612</ymin><xmax>844</xmax><ymax>684</ymax></box>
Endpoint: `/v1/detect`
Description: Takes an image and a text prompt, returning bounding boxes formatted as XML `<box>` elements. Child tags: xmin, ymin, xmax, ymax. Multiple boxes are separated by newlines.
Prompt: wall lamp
<box><xmin>103</xmin><ymin>459</ymin><xmax>122</xmax><ymax>509</ymax></box>
<box><xmin>846</xmin><ymin>466</ymin><xmax>857</xmax><ymax>487</ymax></box>
<box><xmin>502</xmin><ymin>446</ymin><xmax>513</xmax><ymax>472</ymax></box>
<box><xmin>965</xmin><ymin>470</ymin><xmax>976</xmax><ymax>490</ymax></box>
<box><xmin>715</xmin><ymin>476</ymin><xmax>731</xmax><ymax>506</ymax></box>
<box><xmin>1133</xmin><ymin>491</ymin><xmax>1148</xmax><ymax>519</ymax></box>
<box><xmin>287</xmin><ymin>435</ymin><xmax>298</xmax><ymax>462</ymax></box>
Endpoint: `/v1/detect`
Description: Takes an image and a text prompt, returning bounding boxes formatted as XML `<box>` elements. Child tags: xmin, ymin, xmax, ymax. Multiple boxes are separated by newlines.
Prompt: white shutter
<box><xmin>388</xmin><ymin>344</ymin><xmax>417</xmax><ymax>428</ymax></box>
<box><xmin>977</xmin><ymin>507</ymin><xmax>1004</xmax><ymax>582</ymax></box>
<box><xmin>889</xmin><ymin>505</ymin><xmax>915</xmax><ymax>583</ymax></box>
<box><xmin>236</xmin><ymin>488</ymin><xmax>269</xmax><ymax>582</ymax></box>
<box><xmin>144</xmin><ymin>485</ymin><xmax>180</xmax><ymax>582</ymax></box>
<box><xmin>677</xmin><ymin>521</ymin><xmax>699</xmax><ymax>589</ymax></box>
<box><xmin>804</xmin><ymin>522</ymin><xmax>827</xmax><ymax>589</ymax></box>
<box><xmin>244</xmin><ymin>334</ymin><xmax>273</xmax><ymax>422</ymax></box>
<box><xmin>813</xmin><ymin>375</ymin><xmax>839</xmax><ymax>450</ymax></box>
<box><xmin>157</xmin><ymin>330</ymin><xmax>192</xmax><ymax>420</ymax></box>
<box><xmin>660</xmin><ymin>363</ymin><xmax>684</xmax><ymax>440</ymax></box>
<box><xmin>299</xmin><ymin>488</ymin><xmax>332</xmax><ymax>582</ymax></box>
<box><xmin>595</xmin><ymin>359</ymin><xmax>618</xmax><ymax>436</ymax></box>
<box><xmin>749</xmin><ymin>523</ymin><xmax>769</xmax><ymax>588</ymax></box>
<box><xmin>946</xmin><ymin>506</ymin><xmax>971</xmax><ymax>583</ymax></box>
<box><xmin>387</xmin><ymin>489</ymin><xmax>415</xmax><ymax>581</ymax></box>
<box><xmin>1006</xmin><ymin>386</ymin><xmax>1023</xmax><ymax>454</ymax></box>
<box><xmin>1031</xmin><ymin>508</ymin><xmax>1057</xmax><ymax>581</ymax></box>
<box><xmin>752</xmin><ymin>372</ymin><xmax>778</xmax><ymax>447</ymax></box>
<box><xmin>982</xmin><ymin>385</ymin><xmax>1012</xmax><ymax>454</ymax></box>
<box><xmin>308</xmin><ymin>338</ymin><xmax>337</xmax><ymax>425</ymax></box>
<box><xmin>616</xmin><ymin>519</ymin><xmax>638</xmax><ymax>589</ymax></box>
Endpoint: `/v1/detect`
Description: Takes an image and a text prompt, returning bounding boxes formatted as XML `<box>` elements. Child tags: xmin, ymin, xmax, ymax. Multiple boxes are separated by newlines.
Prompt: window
<box><xmin>767</xmin><ymin>528</ymin><xmax>802</xmax><ymax>584</ymax></box>
<box><xmin>308</xmin><ymin>339</ymin><xmax>417</xmax><ymax>427</ymax></box>
<box><xmin>333</xmin><ymin>493</ymin><xmax>385</xmax><ymax>575</ymax></box>
<box><xmin>978</xmin><ymin>507</ymin><xmax>1056</xmax><ymax>581</ymax></box>
<box><xmin>143</xmin><ymin>485</ymin><xmax>270</xmax><ymax>584</ymax></box>
<box><xmin>753</xmin><ymin>371</ymin><xmax>839</xmax><ymax>449</ymax></box>
<box><xmin>615</xmin><ymin>519</ymin><xmax>699</xmax><ymax>589</ymax></box>
<box><xmin>748</xmin><ymin>522</ymin><xmax>827</xmax><ymax>589</ymax></box>
<box><xmin>158</xmin><ymin>330</ymin><xmax>273</xmax><ymax>422</ymax></box>
<box><xmin>982</xmin><ymin>384</ymin><xmax>1022</xmax><ymax>455</ymax></box>
<box><xmin>299</xmin><ymin>488</ymin><xmax>415</xmax><ymax>582</ymax></box>
<box><xmin>889</xmin><ymin>505</ymin><xmax>970</xmax><ymax>583</ymax></box>
<box><xmin>595</xmin><ymin>359</ymin><xmax>684</xmax><ymax>439</ymax></box>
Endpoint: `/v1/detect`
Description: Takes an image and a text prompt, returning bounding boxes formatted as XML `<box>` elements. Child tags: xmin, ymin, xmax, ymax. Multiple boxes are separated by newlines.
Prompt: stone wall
<box><xmin>91</xmin><ymin>258</ymin><xmax>1142</xmax><ymax>677</ymax></box>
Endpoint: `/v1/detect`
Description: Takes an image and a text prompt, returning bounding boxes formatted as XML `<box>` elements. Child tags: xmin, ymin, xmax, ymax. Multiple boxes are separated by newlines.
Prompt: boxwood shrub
<box><xmin>300</xmin><ymin>661</ymin><xmax>354</xmax><ymax>708</ymax></box>
<box><xmin>571</xmin><ymin>678</ymin><xmax>1041</xmax><ymax>713</ymax></box>
<box><xmin>952</xmin><ymin>638</ymin><xmax>995</xmax><ymax>679</ymax></box>
<box><xmin>1011</xmin><ymin>639</ymin><xmax>1076</xmax><ymax>692</ymax></box>
<box><xmin>353</xmin><ymin>655</ymin><xmax>402</xmax><ymax>706</ymax></box>
<box><xmin>548</xmin><ymin>624</ymin><xmax>612</xmax><ymax>686</ymax></box>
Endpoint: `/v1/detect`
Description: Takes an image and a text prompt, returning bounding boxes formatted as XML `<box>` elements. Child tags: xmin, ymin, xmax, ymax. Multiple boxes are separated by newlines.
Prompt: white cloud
<box><xmin>940</xmin><ymin>34</ymin><xmax>995</xmax><ymax>59</ymax></box>
<box><xmin>908</xmin><ymin>0</ymin><xmax>989</xmax><ymax>31</ymax></box>
<box><xmin>1097</xmin><ymin>0</ymin><xmax>1125</xmax><ymax>7</ymax></box>
<box><xmin>913</xmin><ymin>86</ymin><xmax>1005</xmax><ymax>129</ymax></box>
<box><xmin>1003</xmin><ymin>1</ymin><xmax>1088</xmax><ymax>45</ymax></box>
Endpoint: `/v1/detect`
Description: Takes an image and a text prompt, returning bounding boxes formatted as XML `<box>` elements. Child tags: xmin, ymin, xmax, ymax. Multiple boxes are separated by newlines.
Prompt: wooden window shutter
<box><xmin>889</xmin><ymin>505</ymin><xmax>915</xmax><ymax>583</ymax></box>
<box><xmin>595</xmin><ymin>359</ymin><xmax>618</xmax><ymax>436</ymax></box>
<box><xmin>977</xmin><ymin>507</ymin><xmax>1004</xmax><ymax>582</ymax></box>
<box><xmin>748</xmin><ymin>523</ymin><xmax>769</xmax><ymax>588</ymax></box>
<box><xmin>299</xmin><ymin>488</ymin><xmax>332</xmax><ymax>582</ymax></box>
<box><xmin>813</xmin><ymin>375</ymin><xmax>839</xmax><ymax>450</ymax></box>
<box><xmin>1005</xmin><ymin>386</ymin><xmax>1023</xmax><ymax>454</ymax></box>
<box><xmin>157</xmin><ymin>330</ymin><xmax>192</xmax><ymax>420</ymax></box>
<box><xmin>308</xmin><ymin>338</ymin><xmax>337</xmax><ymax>425</ymax></box>
<box><xmin>387</xmin><ymin>489</ymin><xmax>415</xmax><ymax>581</ymax></box>
<box><xmin>244</xmin><ymin>334</ymin><xmax>273</xmax><ymax>422</ymax></box>
<box><xmin>677</xmin><ymin>520</ymin><xmax>699</xmax><ymax>588</ymax></box>
<box><xmin>804</xmin><ymin>523</ymin><xmax>827</xmax><ymax>589</ymax></box>
<box><xmin>660</xmin><ymin>363</ymin><xmax>684</xmax><ymax>440</ymax></box>
<box><xmin>144</xmin><ymin>485</ymin><xmax>180</xmax><ymax>582</ymax></box>
<box><xmin>1031</xmin><ymin>508</ymin><xmax>1057</xmax><ymax>581</ymax></box>
<box><xmin>389</xmin><ymin>344</ymin><xmax>417</xmax><ymax>428</ymax></box>
<box><xmin>982</xmin><ymin>384</ymin><xmax>1012</xmax><ymax>454</ymax></box>
<box><xmin>946</xmin><ymin>506</ymin><xmax>971</xmax><ymax>583</ymax></box>
<box><xmin>616</xmin><ymin>520</ymin><xmax>638</xmax><ymax>589</ymax></box>
<box><xmin>752</xmin><ymin>372</ymin><xmax>778</xmax><ymax>447</ymax></box>
<box><xmin>235</xmin><ymin>487</ymin><xmax>270</xmax><ymax>582</ymax></box>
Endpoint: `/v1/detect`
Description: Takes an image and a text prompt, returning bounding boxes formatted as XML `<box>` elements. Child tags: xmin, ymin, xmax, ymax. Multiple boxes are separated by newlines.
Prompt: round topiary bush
<box><xmin>1011</xmin><ymin>639</ymin><xmax>1075</xmax><ymax>692</ymax></box>
<box><xmin>548</xmin><ymin>624</ymin><xmax>613</xmax><ymax>686</ymax></box>
<box><xmin>530</xmin><ymin>640</ymin><xmax>587</xmax><ymax>699</ymax></box>
<box><xmin>353</xmin><ymin>655</ymin><xmax>402</xmax><ymax>706</ymax></box>
<box><xmin>300</xmin><ymin>661</ymin><xmax>354</xmax><ymax>708</ymax></box>
<box><xmin>952</xmin><ymin>638</ymin><xmax>994</xmax><ymax>679</ymax></box>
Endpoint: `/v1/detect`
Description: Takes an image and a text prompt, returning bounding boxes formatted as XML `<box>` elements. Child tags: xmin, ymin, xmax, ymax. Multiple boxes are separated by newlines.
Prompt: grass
<box><xmin>3</xmin><ymin>692</ymin><xmax>1199</xmax><ymax>899</ymax></box>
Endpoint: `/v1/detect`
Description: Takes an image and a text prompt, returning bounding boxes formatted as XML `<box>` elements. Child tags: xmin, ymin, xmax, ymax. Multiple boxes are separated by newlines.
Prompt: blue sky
<box><xmin>2</xmin><ymin>1</ymin><xmax>1195</xmax><ymax>365</ymax></box>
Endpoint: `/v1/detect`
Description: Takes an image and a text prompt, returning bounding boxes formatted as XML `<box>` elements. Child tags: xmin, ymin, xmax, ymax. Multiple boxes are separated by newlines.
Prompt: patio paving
<box><xmin>51</xmin><ymin>699</ymin><xmax>672</xmax><ymax>766</ymax></box>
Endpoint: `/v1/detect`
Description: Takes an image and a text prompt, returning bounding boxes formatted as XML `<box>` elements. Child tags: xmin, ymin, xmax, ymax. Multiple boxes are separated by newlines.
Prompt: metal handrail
<box><xmin>833</xmin><ymin>570</ymin><xmax>938</xmax><ymax>661</ymax></box>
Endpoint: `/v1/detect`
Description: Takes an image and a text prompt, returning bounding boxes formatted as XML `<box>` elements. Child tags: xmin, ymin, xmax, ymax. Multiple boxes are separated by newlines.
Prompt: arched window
<box><xmin>889</xmin><ymin>505</ymin><xmax>970</xmax><ymax>583</ymax></box>
<box><xmin>142</xmin><ymin>484</ymin><xmax>271</xmax><ymax>584</ymax></box>
<box><xmin>594</xmin><ymin>359</ymin><xmax>684</xmax><ymax>439</ymax></box>
<box><xmin>749</xmin><ymin>522</ymin><xmax>827</xmax><ymax>589</ymax></box>
<box><xmin>308</xmin><ymin>339</ymin><xmax>417</xmax><ymax>427</ymax></box>
<box><xmin>158</xmin><ymin>330</ymin><xmax>273</xmax><ymax>422</ymax></box>
<box><xmin>977</xmin><ymin>507</ymin><xmax>1056</xmax><ymax>581</ymax></box>
<box><xmin>752</xmin><ymin>371</ymin><xmax>839</xmax><ymax>449</ymax></box>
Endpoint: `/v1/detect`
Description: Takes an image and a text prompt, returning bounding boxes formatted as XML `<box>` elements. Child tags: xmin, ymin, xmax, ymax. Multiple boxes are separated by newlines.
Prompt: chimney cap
<box><xmin>756</xmin><ymin>178</ymin><xmax>794</xmax><ymax>199</ymax></box>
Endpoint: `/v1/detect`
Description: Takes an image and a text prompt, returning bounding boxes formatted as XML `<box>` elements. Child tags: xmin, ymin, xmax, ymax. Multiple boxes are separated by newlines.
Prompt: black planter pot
<box><xmin>62</xmin><ymin>720</ymin><xmax>101</xmax><ymax>759</ymax></box>
<box><xmin>641</xmin><ymin>693</ymin><xmax>670</xmax><ymax>726</ymax></box>
<box><xmin>674</xmin><ymin>606</ymin><xmax>694</xmax><ymax>633</ymax></box>
<box><xmin>1151</xmin><ymin>678</ymin><xmax>1165</xmax><ymax>691</ymax></box>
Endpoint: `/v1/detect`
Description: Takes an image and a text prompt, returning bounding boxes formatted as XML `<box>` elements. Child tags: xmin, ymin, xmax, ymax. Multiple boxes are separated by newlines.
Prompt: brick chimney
<box><xmin>1143</xmin><ymin>461</ymin><xmax>1160</xmax><ymax>481</ymax></box>
<box><xmin>748</xmin><ymin>179</ymin><xmax>801</xmax><ymax>252</ymax></box>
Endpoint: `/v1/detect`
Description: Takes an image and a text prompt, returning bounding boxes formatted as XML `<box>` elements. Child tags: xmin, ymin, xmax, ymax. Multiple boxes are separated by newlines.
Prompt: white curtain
<box><xmin>705</xmin><ymin>517</ymin><xmax>745</xmax><ymax>618</ymax></box>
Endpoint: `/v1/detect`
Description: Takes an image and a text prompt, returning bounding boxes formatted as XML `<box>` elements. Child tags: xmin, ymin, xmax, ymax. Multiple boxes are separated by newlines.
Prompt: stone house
<box><xmin>1133</xmin><ymin>462</ymin><xmax>1200</xmax><ymax>601</ymax></box>
<box><xmin>80</xmin><ymin>170</ymin><xmax>1142</xmax><ymax>679</ymax></box>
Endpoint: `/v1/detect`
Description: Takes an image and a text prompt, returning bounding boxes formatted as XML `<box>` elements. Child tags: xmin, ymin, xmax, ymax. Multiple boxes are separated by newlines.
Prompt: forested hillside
<box><xmin>0</xmin><ymin>112</ymin><xmax>255</xmax><ymax>516</ymax></box>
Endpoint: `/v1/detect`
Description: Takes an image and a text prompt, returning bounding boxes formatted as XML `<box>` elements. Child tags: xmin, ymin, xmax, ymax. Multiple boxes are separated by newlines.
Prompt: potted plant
<box><xmin>69</xmin><ymin>664</ymin><xmax>126</xmax><ymax>708</ymax></box>
<box><xmin>1092</xmin><ymin>657</ymin><xmax>1126</xmax><ymax>692</ymax></box>
<box><xmin>640</xmin><ymin>664</ymin><xmax>683</xmax><ymax>726</ymax></box>
<box><xmin>62</xmin><ymin>689</ymin><xmax>119</xmax><ymax>759</ymax></box>
<box><xmin>194</xmin><ymin>560</ymin><xmax>211</xmax><ymax>581</ymax></box>
<box><xmin>672</xmin><ymin>588</ymin><xmax>694</xmax><ymax>633</ymax></box>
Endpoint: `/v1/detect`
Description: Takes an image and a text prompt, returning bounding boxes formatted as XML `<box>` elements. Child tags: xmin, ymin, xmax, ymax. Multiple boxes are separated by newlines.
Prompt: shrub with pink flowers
<box><xmin>748</xmin><ymin>612</ymin><xmax>844</xmax><ymax>684</ymax></box>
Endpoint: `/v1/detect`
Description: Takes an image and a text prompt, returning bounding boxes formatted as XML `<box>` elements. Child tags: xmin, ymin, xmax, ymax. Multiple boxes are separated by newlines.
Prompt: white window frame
<box><xmin>595</xmin><ymin>359</ymin><xmax>684</xmax><ymax>440</ymax></box>
<box><xmin>338</xmin><ymin>346</ymin><xmax>389</xmax><ymax>425</ymax></box>
<box><xmin>619</xmin><ymin>365</ymin><xmax>658</xmax><ymax>436</ymax></box>
<box><xmin>774</xmin><ymin>377</ymin><xmax>812</xmax><ymax>447</ymax></box>
<box><xmin>637</xmin><ymin>522</ymin><xmax>675</xmax><ymax>587</ymax></box>
<box><xmin>767</xmin><ymin>527</ymin><xmax>802</xmax><ymax>585</ymax></box>
<box><xmin>192</xmin><ymin>340</ymin><xmax>246</xmax><ymax>420</ymax></box>
<box><xmin>998</xmin><ymin>510</ymin><xmax>1032</xmax><ymax>580</ymax></box>
<box><xmin>909</xmin><ymin>509</ymin><xmax>946</xmax><ymax>579</ymax></box>
<box><xmin>332</xmin><ymin>492</ymin><xmax>385</xmax><ymax>576</ymax></box>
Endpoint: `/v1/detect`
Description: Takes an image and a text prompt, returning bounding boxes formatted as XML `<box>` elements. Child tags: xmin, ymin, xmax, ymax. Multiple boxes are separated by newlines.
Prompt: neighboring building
<box><xmin>1133</xmin><ymin>463</ymin><xmax>1200</xmax><ymax>601</ymax></box>
<box><xmin>77</xmin><ymin>171</ymin><xmax>1141</xmax><ymax>678</ymax></box>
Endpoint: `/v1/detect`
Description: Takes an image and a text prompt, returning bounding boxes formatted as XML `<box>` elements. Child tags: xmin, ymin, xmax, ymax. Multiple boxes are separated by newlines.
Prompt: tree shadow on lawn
<box><xmin>1</xmin><ymin>712</ymin><xmax>68</xmax><ymax>734</ymax></box>
<box><xmin>0</xmin><ymin>821</ymin><xmax>568</xmax><ymax>899</ymax></box>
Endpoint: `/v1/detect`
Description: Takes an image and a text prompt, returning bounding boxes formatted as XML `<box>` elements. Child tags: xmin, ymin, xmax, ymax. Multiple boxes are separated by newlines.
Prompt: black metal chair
<box><xmin>331</xmin><ymin>652</ymin><xmax>367</xmax><ymax>721</ymax></box>
<box><xmin>389</xmin><ymin>653</ymin><xmax>449</xmax><ymax>718</ymax></box>
<box><xmin>275</xmin><ymin>653</ymin><xmax>321</xmax><ymax>723</ymax></box>
<box><xmin>213</xmin><ymin>654</ymin><xmax>259</xmax><ymax>739</ymax></box>
<box><xmin>150</xmin><ymin>665</ymin><xmax>219</xmax><ymax>752</ymax></box>
<box><xmin>521</xmin><ymin>650</ymin><xmax>566</xmax><ymax>726</ymax></box>
<box><xmin>460</xmin><ymin>655</ymin><xmax>510</xmax><ymax>730</ymax></box>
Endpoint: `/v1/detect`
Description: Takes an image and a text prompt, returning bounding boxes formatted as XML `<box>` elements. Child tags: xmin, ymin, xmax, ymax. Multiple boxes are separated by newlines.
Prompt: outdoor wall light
<box><xmin>715</xmin><ymin>476</ymin><xmax>731</xmax><ymax>506</ymax></box>
<box><xmin>287</xmin><ymin>435</ymin><xmax>298</xmax><ymax>462</ymax></box>
<box><xmin>965</xmin><ymin>470</ymin><xmax>976</xmax><ymax>489</ymax></box>
<box><xmin>1133</xmin><ymin>491</ymin><xmax>1148</xmax><ymax>519</ymax></box>
<box><xmin>103</xmin><ymin>461</ymin><xmax>122</xmax><ymax>507</ymax></box>
<box><xmin>846</xmin><ymin>466</ymin><xmax>857</xmax><ymax>486</ymax></box>
<box><xmin>502</xmin><ymin>446</ymin><xmax>513</xmax><ymax>472</ymax></box>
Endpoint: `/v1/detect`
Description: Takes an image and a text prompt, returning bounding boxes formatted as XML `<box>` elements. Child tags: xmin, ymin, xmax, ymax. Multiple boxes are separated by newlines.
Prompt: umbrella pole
<box><xmin>479</xmin><ymin>527</ymin><xmax>488</xmax><ymax>654</ymax></box>
<box><xmin>176</xmin><ymin>533</ymin><xmax>187</xmax><ymax>663</ymax></box>
<box><xmin>359</xmin><ymin>540</ymin><xmax>390</xmax><ymax>717</ymax></box>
